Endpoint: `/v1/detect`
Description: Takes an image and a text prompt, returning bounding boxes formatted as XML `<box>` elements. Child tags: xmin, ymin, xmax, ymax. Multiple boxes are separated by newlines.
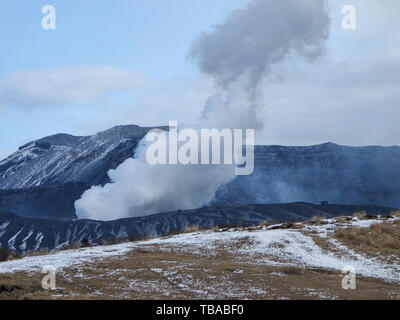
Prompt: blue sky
<box><xmin>0</xmin><ymin>0</ymin><xmax>399</xmax><ymax>159</ymax></box>
<box><xmin>0</xmin><ymin>0</ymin><xmax>251</xmax><ymax>156</ymax></box>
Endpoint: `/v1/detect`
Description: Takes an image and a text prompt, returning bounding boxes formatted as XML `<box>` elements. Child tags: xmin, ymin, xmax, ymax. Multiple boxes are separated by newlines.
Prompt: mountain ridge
<box><xmin>0</xmin><ymin>125</ymin><xmax>166</xmax><ymax>220</ymax></box>
<box><xmin>211</xmin><ymin>142</ymin><xmax>400</xmax><ymax>208</ymax></box>
<box><xmin>0</xmin><ymin>202</ymin><xmax>396</xmax><ymax>252</ymax></box>
<box><xmin>0</xmin><ymin>124</ymin><xmax>167</xmax><ymax>189</ymax></box>
<box><xmin>1</xmin><ymin>124</ymin><xmax>400</xmax><ymax>221</ymax></box>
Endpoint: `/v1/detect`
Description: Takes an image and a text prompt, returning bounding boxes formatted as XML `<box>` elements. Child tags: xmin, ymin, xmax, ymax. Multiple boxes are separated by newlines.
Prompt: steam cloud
<box><xmin>75</xmin><ymin>0</ymin><xmax>330</xmax><ymax>221</ymax></box>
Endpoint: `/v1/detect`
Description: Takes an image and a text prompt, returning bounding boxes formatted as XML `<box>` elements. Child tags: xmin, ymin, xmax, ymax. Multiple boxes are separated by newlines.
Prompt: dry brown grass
<box><xmin>335</xmin><ymin>215</ymin><xmax>352</xmax><ymax>224</ymax></box>
<box><xmin>258</xmin><ymin>220</ymin><xmax>270</xmax><ymax>227</ymax></box>
<box><xmin>334</xmin><ymin>220</ymin><xmax>400</xmax><ymax>259</ymax></box>
<box><xmin>0</xmin><ymin>248</ymin><xmax>25</xmax><ymax>261</ymax></box>
<box><xmin>352</xmin><ymin>211</ymin><xmax>367</xmax><ymax>219</ymax></box>
<box><xmin>311</xmin><ymin>214</ymin><xmax>327</xmax><ymax>224</ymax></box>
<box><xmin>259</xmin><ymin>220</ymin><xmax>277</xmax><ymax>228</ymax></box>
<box><xmin>184</xmin><ymin>224</ymin><xmax>200</xmax><ymax>233</ymax></box>
<box><xmin>70</xmin><ymin>241</ymin><xmax>81</xmax><ymax>249</ymax></box>
<box><xmin>2</xmin><ymin>242</ymin><xmax>400</xmax><ymax>300</ymax></box>
<box><xmin>39</xmin><ymin>247</ymin><xmax>49</xmax><ymax>255</ymax></box>
<box><xmin>0</xmin><ymin>247</ymin><xmax>10</xmax><ymax>262</ymax></box>
<box><xmin>390</xmin><ymin>210</ymin><xmax>400</xmax><ymax>217</ymax></box>
<box><xmin>0</xmin><ymin>273</ymin><xmax>51</xmax><ymax>300</ymax></box>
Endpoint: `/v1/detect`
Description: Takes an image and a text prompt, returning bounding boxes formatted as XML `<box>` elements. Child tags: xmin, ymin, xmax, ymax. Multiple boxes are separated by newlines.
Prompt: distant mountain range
<box><xmin>0</xmin><ymin>124</ymin><xmax>399</xmax><ymax>222</ymax></box>
<box><xmin>0</xmin><ymin>202</ymin><xmax>395</xmax><ymax>252</ymax></box>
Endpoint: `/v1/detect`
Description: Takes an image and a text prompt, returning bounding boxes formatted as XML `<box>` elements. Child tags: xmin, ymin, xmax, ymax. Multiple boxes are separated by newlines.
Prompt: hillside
<box><xmin>0</xmin><ymin>125</ymin><xmax>164</xmax><ymax>220</ymax></box>
<box><xmin>1</xmin><ymin>213</ymin><xmax>399</xmax><ymax>300</ymax></box>
<box><xmin>212</xmin><ymin>143</ymin><xmax>400</xmax><ymax>208</ymax></box>
<box><xmin>0</xmin><ymin>202</ymin><xmax>395</xmax><ymax>253</ymax></box>
<box><xmin>0</xmin><ymin>125</ymin><xmax>399</xmax><ymax>222</ymax></box>
<box><xmin>0</xmin><ymin>125</ymin><xmax>164</xmax><ymax>189</ymax></box>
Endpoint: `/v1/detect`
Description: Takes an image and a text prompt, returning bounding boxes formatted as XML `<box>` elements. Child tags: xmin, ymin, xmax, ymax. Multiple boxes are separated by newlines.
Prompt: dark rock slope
<box><xmin>0</xmin><ymin>125</ymin><xmax>163</xmax><ymax>189</ymax></box>
<box><xmin>212</xmin><ymin>143</ymin><xmax>400</xmax><ymax>208</ymax></box>
<box><xmin>0</xmin><ymin>202</ymin><xmax>395</xmax><ymax>252</ymax></box>
<box><xmin>1</xmin><ymin>124</ymin><xmax>399</xmax><ymax>222</ymax></box>
<box><xmin>0</xmin><ymin>183</ymin><xmax>88</xmax><ymax>221</ymax></box>
<box><xmin>0</xmin><ymin>125</ymin><xmax>164</xmax><ymax>220</ymax></box>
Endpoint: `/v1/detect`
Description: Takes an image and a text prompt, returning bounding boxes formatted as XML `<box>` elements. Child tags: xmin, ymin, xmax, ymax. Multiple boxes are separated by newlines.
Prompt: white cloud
<box><xmin>259</xmin><ymin>51</ymin><xmax>400</xmax><ymax>146</ymax></box>
<box><xmin>0</xmin><ymin>65</ymin><xmax>150</xmax><ymax>108</ymax></box>
<box><xmin>253</xmin><ymin>0</ymin><xmax>400</xmax><ymax>147</ymax></box>
<box><xmin>66</xmin><ymin>75</ymin><xmax>214</xmax><ymax>136</ymax></box>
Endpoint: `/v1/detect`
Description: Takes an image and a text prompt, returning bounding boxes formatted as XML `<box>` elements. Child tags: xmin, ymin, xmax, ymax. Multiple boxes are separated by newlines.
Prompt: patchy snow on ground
<box><xmin>0</xmin><ymin>242</ymin><xmax>136</xmax><ymax>274</ymax></box>
<box><xmin>142</xmin><ymin>228</ymin><xmax>400</xmax><ymax>283</ymax></box>
<box><xmin>143</xmin><ymin>217</ymin><xmax>400</xmax><ymax>284</ymax></box>
<box><xmin>0</xmin><ymin>217</ymin><xmax>399</xmax><ymax>285</ymax></box>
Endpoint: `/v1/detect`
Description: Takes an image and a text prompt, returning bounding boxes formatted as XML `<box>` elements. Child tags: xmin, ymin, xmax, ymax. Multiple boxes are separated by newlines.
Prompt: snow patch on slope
<box><xmin>0</xmin><ymin>242</ymin><xmax>135</xmax><ymax>273</ymax></box>
<box><xmin>1</xmin><ymin>217</ymin><xmax>399</xmax><ymax>285</ymax></box>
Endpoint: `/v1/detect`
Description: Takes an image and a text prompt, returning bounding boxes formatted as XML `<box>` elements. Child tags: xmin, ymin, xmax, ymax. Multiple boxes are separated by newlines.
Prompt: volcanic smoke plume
<box><xmin>75</xmin><ymin>0</ymin><xmax>330</xmax><ymax>220</ymax></box>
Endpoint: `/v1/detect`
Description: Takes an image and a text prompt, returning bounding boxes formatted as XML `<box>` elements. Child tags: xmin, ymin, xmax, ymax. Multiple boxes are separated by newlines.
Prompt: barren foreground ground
<box><xmin>1</xmin><ymin>214</ymin><xmax>400</xmax><ymax>300</ymax></box>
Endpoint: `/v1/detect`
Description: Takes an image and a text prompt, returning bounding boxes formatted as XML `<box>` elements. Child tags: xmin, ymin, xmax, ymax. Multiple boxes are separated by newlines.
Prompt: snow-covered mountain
<box><xmin>0</xmin><ymin>124</ymin><xmax>399</xmax><ymax>222</ymax></box>
<box><xmin>0</xmin><ymin>202</ymin><xmax>395</xmax><ymax>252</ymax></box>
<box><xmin>0</xmin><ymin>125</ymin><xmax>164</xmax><ymax>220</ymax></box>
<box><xmin>0</xmin><ymin>125</ymin><xmax>163</xmax><ymax>189</ymax></box>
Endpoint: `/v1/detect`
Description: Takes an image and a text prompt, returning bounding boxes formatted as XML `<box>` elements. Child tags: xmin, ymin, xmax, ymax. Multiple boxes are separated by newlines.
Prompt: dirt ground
<box><xmin>1</xmin><ymin>244</ymin><xmax>399</xmax><ymax>300</ymax></box>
